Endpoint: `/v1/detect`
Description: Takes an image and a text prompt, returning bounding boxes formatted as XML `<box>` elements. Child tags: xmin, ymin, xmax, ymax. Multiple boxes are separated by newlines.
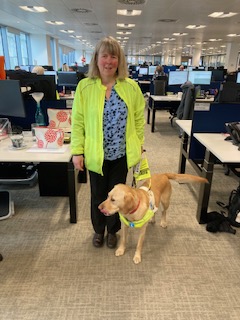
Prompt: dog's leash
<box><xmin>132</xmin><ymin>150</ymin><xmax>151</xmax><ymax>188</ymax></box>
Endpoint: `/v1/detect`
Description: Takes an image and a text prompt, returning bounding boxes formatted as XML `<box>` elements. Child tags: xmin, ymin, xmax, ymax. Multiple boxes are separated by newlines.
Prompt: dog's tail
<box><xmin>164</xmin><ymin>173</ymin><xmax>208</xmax><ymax>184</ymax></box>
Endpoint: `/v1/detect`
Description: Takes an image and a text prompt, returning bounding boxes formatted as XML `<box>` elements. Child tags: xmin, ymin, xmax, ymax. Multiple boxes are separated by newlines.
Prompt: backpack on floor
<box><xmin>217</xmin><ymin>185</ymin><xmax>240</xmax><ymax>227</ymax></box>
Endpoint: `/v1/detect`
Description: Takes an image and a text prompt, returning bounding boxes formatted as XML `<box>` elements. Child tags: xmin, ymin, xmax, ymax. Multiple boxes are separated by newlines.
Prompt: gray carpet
<box><xmin>1</xmin><ymin>109</ymin><xmax>240</xmax><ymax>320</ymax></box>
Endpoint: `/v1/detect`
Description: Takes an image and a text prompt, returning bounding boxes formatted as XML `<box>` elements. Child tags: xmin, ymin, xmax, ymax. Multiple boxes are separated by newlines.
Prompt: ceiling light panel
<box><xmin>208</xmin><ymin>12</ymin><xmax>238</xmax><ymax>18</ymax></box>
<box><xmin>117</xmin><ymin>10</ymin><xmax>142</xmax><ymax>16</ymax></box>
<box><xmin>19</xmin><ymin>6</ymin><xmax>48</xmax><ymax>13</ymax></box>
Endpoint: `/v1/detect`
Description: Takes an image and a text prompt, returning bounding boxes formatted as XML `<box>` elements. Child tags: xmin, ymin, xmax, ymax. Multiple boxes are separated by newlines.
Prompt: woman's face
<box><xmin>97</xmin><ymin>48</ymin><xmax>119</xmax><ymax>79</ymax></box>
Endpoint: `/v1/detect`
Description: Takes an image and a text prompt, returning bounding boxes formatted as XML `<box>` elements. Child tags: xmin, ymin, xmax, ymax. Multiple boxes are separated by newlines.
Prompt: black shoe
<box><xmin>92</xmin><ymin>233</ymin><xmax>104</xmax><ymax>248</ymax></box>
<box><xmin>106</xmin><ymin>233</ymin><xmax>117</xmax><ymax>249</ymax></box>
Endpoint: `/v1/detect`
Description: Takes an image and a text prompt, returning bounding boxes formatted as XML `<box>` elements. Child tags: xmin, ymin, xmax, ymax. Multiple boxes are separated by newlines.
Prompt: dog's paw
<box><xmin>133</xmin><ymin>253</ymin><xmax>141</xmax><ymax>264</ymax></box>
<box><xmin>115</xmin><ymin>247</ymin><xmax>125</xmax><ymax>257</ymax></box>
<box><xmin>149</xmin><ymin>216</ymin><xmax>156</xmax><ymax>224</ymax></box>
<box><xmin>160</xmin><ymin>221</ymin><xmax>167</xmax><ymax>228</ymax></box>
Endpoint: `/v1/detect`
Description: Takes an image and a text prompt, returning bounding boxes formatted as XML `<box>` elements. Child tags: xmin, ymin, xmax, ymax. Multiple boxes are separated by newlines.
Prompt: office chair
<box><xmin>176</xmin><ymin>82</ymin><xmax>195</xmax><ymax>120</ymax></box>
<box><xmin>176</xmin><ymin>81</ymin><xmax>195</xmax><ymax>136</ymax></box>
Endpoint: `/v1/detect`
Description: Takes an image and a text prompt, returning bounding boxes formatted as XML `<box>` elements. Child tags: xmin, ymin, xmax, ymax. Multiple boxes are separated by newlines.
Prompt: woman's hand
<box><xmin>72</xmin><ymin>155</ymin><xmax>84</xmax><ymax>171</ymax></box>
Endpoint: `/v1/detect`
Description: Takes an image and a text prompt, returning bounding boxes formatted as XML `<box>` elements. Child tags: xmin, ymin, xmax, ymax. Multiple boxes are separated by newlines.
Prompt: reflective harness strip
<box><xmin>119</xmin><ymin>187</ymin><xmax>158</xmax><ymax>228</ymax></box>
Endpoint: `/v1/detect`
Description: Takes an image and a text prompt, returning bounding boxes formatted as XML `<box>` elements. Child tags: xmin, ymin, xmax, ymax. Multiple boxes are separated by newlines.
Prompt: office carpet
<box><xmin>1</xmin><ymin>110</ymin><xmax>240</xmax><ymax>320</ymax></box>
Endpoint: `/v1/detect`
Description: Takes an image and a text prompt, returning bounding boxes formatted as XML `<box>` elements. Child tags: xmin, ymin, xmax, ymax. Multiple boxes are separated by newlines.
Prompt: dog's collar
<box><xmin>119</xmin><ymin>209</ymin><xmax>154</xmax><ymax>228</ymax></box>
<box><xmin>129</xmin><ymin>199</ymin><xmax>140</xmax><ymax>214</ymax></box>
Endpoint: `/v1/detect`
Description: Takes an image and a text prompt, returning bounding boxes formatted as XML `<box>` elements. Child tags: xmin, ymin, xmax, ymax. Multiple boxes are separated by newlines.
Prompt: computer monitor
<box><xmin>0</xmin><ymin>80</ymin><xmax>26</xmax><ymax>118</ymax></box>
<box><xmin>218</xmin><ymin>82</ymin><xmax>240</xmax><ymax>103</ymax></box>
<box><xmin>236</xmin><ymin>72</ymin><xmax>240</xmax><ymax>84</ymax></box>
<box><xmin>163</xmin><ymin>65</ymin><xmax>177</xmax><ymax>73</ymax></box>
<box><xmin>57</xmin><ymin>71</ymin><xmax>79</xmax><ymax>87</ymax></box>
<box><xmin>148</xmin><ymin>66</ymin><xmax>157</xmax><ymax>75</ymax></box>
<box><xmin>44</xmin><ymin>71</ymin><xmax>57</xmax><ymax>84</ymax></box>
<box><xmin>211</xmin><ymin>69</ymin><xmax>225</xmax><ymax>82</ymax></box>
<box><xmin>138</xmin><ymin>67</ymin><xmax>148</xmax><ymax>75</ymax></box>
<box><xmin>188</xmin><ymin>71</ymin><xmax>212</xmax><ymax>85</ymax></box>
<box><xmin>168</xmin><ymin>71</ymin><xmax>188</xmax><ymax>85</ymax></box>
<box><xmin>33</xmin><ymin>75</ymin><xmax>57</xmax><ymax>100</ymax></box>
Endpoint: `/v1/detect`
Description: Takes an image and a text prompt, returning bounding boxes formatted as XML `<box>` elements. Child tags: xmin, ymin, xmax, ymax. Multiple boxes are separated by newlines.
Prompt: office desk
<box><xmin>148</xmin><ymin>96</ymin><xmax>214</xmax><ymax>133</ymax></box>
<box><xmin>176</xmin><ymin>126</ymin><xmax>240</xmax><ymax>222</ymax></box>
<box><xmin>138</xmin><ymin>80</ymin><xmax>151</xmax><ymax>94</ymax></box>
<box><xmin>176</xmin><ymin>120</ymin><xmax>192</xmax><ymax>174</ymax></box>
<box><xmin>147</xmin><ymin>95</ymin><xmax>181</xmax><ymax>132</ymax></box>
<box><xmin>194</xmin><ymin>133</ymin><xmax>240</xmax><ymax>222</ymax></box>
<box><xmin>0</xmin><ymin>133</ymin><xmax>79</xmax><ymax>223</ymax></box>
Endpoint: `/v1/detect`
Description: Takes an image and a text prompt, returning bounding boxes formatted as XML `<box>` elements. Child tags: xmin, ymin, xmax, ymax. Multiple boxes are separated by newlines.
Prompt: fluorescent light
<box><xmin>227</xmin><ymin>34</ymin><xmax>240</xmax><ymax>37</ymax></box>
<box><xmin>208</xmin><ymin>12</ymin><xmax>238</xmax><ymax>18</ymax></box>
<box><xmin>117</xmin><ymin>23</ymin><xmax>135</xmax><ymax>28</ymax></box>
<box><xmin>208</xmin><ymin>38</ymin><xmax>222</xmax><ymax>41</ymax></box>
<box><xmin>45</xmin><ymin>21</ymin><xmax>64</xmax><ymax>25</ymax></box>
<box><xmin>117</xmin><ymin>9</ymin><xmax>141</xmax><ymax>16</ymax></box>
<box><xmin>117</xmin><ymin>31</ymin><xmax>131</xmax><ymax>35</ymax></box>
<box><xmin>60</xmin><ymin>30</ymin><xmax>75</xmax><ymax>33</ymax></box>
<box><xmin>173</xmin><ymin>33</ymin><xmax>188</xmax><ymax>36</ymax></box>
<box><xmin>186</xmin><ymin>25</ymin><xmax>206</xmax><ymax>29</ymax></box>
<box><xmin>19</xmin><ymin>6</ymin><xmax>48</xmax><ymax>12</ymax></box>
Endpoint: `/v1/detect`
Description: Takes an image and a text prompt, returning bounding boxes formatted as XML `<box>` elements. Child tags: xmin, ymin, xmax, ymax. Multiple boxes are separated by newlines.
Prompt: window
<box><xmin>6</xmin><ymin>30</ymin><xmax>18</xmax><ymax>69</ymax></box>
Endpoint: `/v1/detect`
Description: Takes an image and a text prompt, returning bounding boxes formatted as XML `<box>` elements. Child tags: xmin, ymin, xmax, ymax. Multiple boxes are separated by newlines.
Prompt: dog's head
<box><xmin>98</xmin><ymin>184</ymin><xmax>136</xmax><ymax>216</ymax></box>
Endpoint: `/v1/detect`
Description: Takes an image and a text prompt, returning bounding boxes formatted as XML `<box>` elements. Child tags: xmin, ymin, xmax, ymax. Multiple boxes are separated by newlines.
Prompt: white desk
<box><xmin>176</xmin><ymin>119</ymin><xmax>192</xmax><ymax>136</ymax></box>
<box><xmin>148</xmin><ymin>96</ymin><xmax>214</xmax><ymax>132</ymax></box>
<box><xmin>0</xmin><ymin>133</ymin><xmax>79</xmax><ymax>223</ymax></box>
<box><xmin>147</xmin><ymin>95</ymin><xmax>181</xmax><ymax>132</ymax></box>
<box><xmin>193</xmin><ymin>133</ymin><xmax>240</xmax><ymax>222</ymax></box>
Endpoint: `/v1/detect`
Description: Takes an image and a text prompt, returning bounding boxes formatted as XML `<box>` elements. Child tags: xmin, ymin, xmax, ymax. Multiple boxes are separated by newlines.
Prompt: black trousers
<box><xmin>89</xmin><ymin>156</ymin><xmax>128</xmax><ymax>234</ymax></box>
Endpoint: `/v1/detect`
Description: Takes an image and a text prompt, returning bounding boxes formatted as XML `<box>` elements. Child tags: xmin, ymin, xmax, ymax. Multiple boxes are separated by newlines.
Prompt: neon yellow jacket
<box><xmin>71</xmin><ymin>77</ymin><xmax>145</xmax><ymax>175</ymax></box>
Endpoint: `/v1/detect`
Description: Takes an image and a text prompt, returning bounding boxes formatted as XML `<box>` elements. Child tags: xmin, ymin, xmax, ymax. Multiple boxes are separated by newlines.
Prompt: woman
<box><xmin>71</xmin><ymin>36</ymin><xmax>145</xmax><ymax>249</ymax></box>
<box><xmin>152</xmin><ymin>65</ymin><xmax>166</xmax><ymax>80</ymax></box>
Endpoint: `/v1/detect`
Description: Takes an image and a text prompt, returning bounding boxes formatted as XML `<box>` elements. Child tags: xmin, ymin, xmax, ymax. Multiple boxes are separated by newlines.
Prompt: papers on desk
<box><xmin>26</xmin><ymin>145</ymin><xmax>69</xmax><ymax>153</ymax></box>
<box><xmin>194</xmin><ymin>102</ymin><xmax>210</xmax><ymax>111</ymax></box>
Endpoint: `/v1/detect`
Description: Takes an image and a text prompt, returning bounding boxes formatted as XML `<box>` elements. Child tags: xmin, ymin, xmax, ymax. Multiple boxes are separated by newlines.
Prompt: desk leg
<box><xmin>151</xmin><ymin>101</ymin><xmax>155</xmax><ymax>132</ymax></box>
<box><xmin>178</xmin><ymin>132</ymin><xmax>188</xmax><ymax>173</ymax></box>
<box><xmin>196</xmin><ymin>149</ymin><xmax>215</xmax><ymax>223</ymax></box>
<box><xmin>147</xmin><ymin>107</ymin><xmax>150</xmax><ymax>124</ymax></box>
<box><xmin>67</xmin><ymin>162</ymin><xmax>78</xmax><ymax>223</ymax></box>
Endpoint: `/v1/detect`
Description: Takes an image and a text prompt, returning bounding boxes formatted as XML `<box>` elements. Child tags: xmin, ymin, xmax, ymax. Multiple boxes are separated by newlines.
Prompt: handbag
<box><xmin>47</xmin><ymin>108</ymin><xmax>71</xmax><ymax>130</ymax></box>
<box><xmin>225</xmin><ymin>122</ymin><xmax>240</xmax><ymax>149</ymax></box>
<box><xmin>34</xmin><ymin>127</ymin><xmax>64</xmax><ymax>149</ymax></box>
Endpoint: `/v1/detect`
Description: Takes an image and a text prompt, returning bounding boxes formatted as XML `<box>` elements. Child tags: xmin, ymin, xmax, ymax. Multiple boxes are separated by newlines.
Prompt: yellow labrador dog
<box><xmin>98</xmin><ymin>173</ymin><xmax>208</xmax><ymax>264</ymax></box>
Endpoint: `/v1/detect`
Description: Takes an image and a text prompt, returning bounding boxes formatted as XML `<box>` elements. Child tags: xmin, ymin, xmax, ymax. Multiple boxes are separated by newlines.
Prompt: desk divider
<box><xmin>189</xmin><ymin>103</ymin><xmax>240</xmax><ymax>160</ymax></box>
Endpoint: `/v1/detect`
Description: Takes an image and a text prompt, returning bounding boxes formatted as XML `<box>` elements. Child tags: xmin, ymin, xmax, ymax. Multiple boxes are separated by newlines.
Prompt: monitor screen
<box><xmin>163</xmin><ymin>65</ymin><xmax>177</xmax><ymax>73</ymax></box>
<box><xmin>211</xmin><ymin>69</ymin><xmax>225</xmax><ymax>82</ymax></box>
<box><xmin>148</xmin><ymin>66</ymin><xmax>157</xmax><ymax>75</ymax></box>
<box><xmin>168</xmin><ymin>71</ymin><xmax>188</xmax><ymax>85</ymax></box>
<box><xmin>0</xmin><ymin>80</ymin><xmax>26</xmax><ymax>118</ymax></box>
<box><xmin>188</xmin><ymin>71</ymin><xmax>212</xmax><ymax>85</ymax></box>
<box><xmin>33</xmin><ymin>75</ymin><xmax>57</xmax><ymax>100</ymax></box>
<box><xmin>44</xmin><ymin>71</ymin><xmax>57</xmax><ymax>84</ymax></box>
<box><xmin>237</xmin><ymin>72</ymin><xmax>240</xmax><ymax>84</ymax></box>
<box><xmin>138</xmin><ymin>67</ymin><xmax>148</xmax><ymax>75</ymax></box>
<box><xmin>57</xmin><ymin>71</ymin><xmax>79</xmax><ymax>86</ymax></box>
<box><xmin>219</xmin><ymin>82</ymin><xmax>240</xmax><ymax>103</ymax></box>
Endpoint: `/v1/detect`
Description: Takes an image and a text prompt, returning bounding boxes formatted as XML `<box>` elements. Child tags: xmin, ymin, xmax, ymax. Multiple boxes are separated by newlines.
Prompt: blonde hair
<box><xmin>62</xmin><ymin>63</ymin><xmax>69</xmax><ymax>72</ymax></box>
<box><xmin>32</xmin><ymin>66</ymin><xmax>45</xmax><ymax>75</ymax></box>
<box><xmin>87</xmin><ymin>36</ymin><xmax>128</xmax><ymax>80</ymax></box>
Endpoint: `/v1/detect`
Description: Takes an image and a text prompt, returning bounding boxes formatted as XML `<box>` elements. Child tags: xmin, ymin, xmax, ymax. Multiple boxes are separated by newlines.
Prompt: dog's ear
<box><xmin>123</xmin><ymin>192</ymin><xmax>136</xmax><ymax>213</ymax></box>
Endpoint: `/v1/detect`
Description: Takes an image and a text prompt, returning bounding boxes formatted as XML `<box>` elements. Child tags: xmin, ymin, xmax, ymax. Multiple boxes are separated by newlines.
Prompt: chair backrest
<box><xmin>154</xmin><ymin>80</ymin><xmax>166</xmax><ymax>95</ymax></box>
<box><xmin>176</xmin><ymin>84</ymin><xmax>195</xmax><ymax>120</ymax></box>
